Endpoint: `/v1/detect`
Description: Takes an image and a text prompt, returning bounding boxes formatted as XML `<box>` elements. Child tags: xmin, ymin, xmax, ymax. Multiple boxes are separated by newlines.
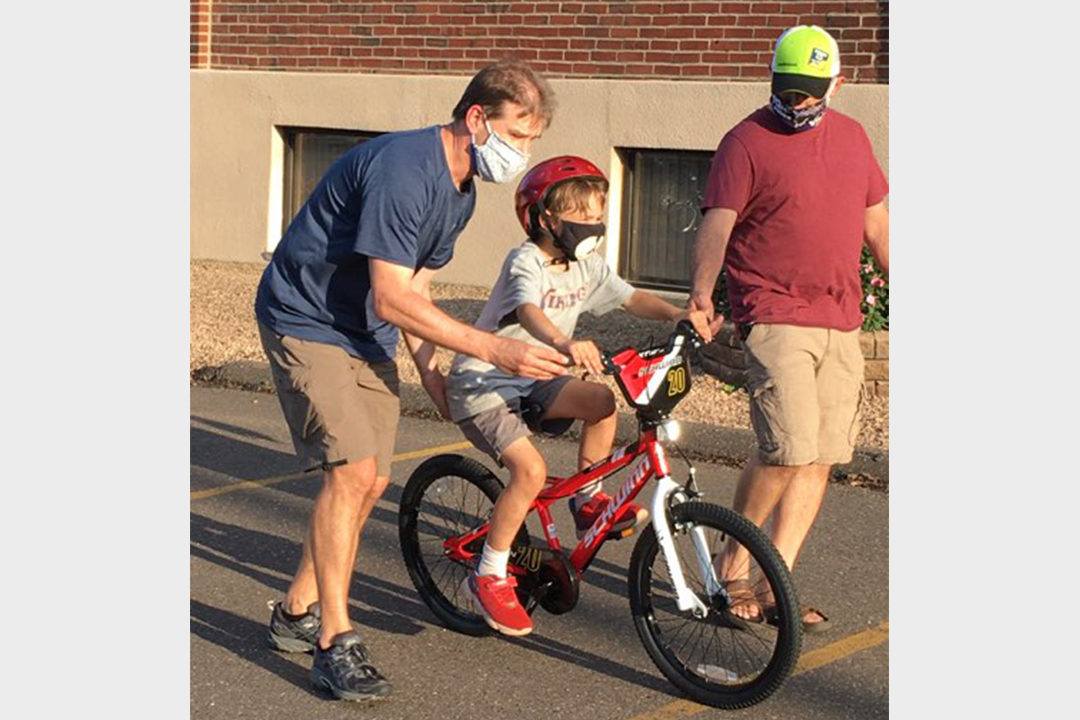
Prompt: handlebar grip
<box><xmin>600</xmin><ymin>351</ymin><xmax>618</xmax><ymax>375</ymax></box>
<box><xmin>675</xmin><ymin>319</ymin><xmax>704</xmax><ymax>347</ymax></box>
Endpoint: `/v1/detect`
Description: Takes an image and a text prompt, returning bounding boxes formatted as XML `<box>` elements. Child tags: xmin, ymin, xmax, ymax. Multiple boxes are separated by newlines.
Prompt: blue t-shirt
<box><xmin>255</xmin><ymin>126</ymin><xmax>476</xmax><ymax>362</ymax></box>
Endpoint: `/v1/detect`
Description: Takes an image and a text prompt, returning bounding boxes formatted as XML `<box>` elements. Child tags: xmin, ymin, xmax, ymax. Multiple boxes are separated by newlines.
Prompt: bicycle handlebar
<box><xmin>600</xmin><ymin>319</ymin><xmax>705</xmax><ymax>375</ymax></box>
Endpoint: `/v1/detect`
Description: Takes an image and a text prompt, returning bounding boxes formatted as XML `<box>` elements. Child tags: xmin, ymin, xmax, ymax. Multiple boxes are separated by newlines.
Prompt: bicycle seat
<box><xmin>521</xmin><ymin>400</ymin><xmax>574</xmax><ymax>439</ymax></box>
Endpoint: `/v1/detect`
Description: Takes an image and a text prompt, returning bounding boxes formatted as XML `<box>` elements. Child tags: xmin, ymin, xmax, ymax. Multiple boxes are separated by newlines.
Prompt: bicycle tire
<box><xmin>628</xmin><ymin>501</ymin><xmax>801</xmax><ymax>709</ymax></box>
<box><xmin>398</xmin><ymin>453</ymin><xmax>523</xmax><ymax>636</ymax></box>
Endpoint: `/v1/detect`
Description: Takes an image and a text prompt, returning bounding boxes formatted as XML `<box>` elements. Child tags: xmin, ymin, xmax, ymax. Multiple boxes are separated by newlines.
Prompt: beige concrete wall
<box><xmin>191</xmin><ymin>70</ymin><xmax>888</xmax><ymax>286</ymax></box>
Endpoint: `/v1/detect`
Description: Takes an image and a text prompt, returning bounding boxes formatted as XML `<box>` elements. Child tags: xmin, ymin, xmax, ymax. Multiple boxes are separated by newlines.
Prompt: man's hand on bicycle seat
<box><xmin>554</xmin><ymin>337</ymin><xmax>606</xmax><ymax>376</ymax></box>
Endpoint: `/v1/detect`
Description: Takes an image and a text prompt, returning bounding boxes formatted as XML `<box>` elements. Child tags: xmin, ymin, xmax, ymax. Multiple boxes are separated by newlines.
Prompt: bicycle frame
<box><xmin>442</xmin><ymin>426</ymin><xmax>718</xmax><ymax>617</ymax></box>
<box><xmin>441</xmin><ymin>321</ymin><xmax>726</xmax><ymax>617</ymax></box>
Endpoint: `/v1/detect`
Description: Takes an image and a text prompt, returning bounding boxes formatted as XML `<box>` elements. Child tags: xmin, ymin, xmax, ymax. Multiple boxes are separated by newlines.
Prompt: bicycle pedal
<box><xmin>606</xmin><ymin>527</ymin><xmax>636</xmax><ymax>541</ymax></box>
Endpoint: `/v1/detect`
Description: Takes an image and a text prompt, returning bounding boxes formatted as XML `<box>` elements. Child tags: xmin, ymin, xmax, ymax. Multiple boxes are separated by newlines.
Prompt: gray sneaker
<box><xmin>311</xmin><ymin>631</ymin><xmax>392</xmax><ymax>702</ymax></box>
<box><xmin>267</xmin><ymin>601</ymin><xmax>321</xmax><ymax>653</ymax></box>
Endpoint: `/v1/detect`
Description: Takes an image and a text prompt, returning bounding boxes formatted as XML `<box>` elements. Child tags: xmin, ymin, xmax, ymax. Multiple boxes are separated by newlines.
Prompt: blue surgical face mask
<box><xmin>471</xmin><ymin>120</ymin><xmax>529</xmax><ymax>183</ymax></box>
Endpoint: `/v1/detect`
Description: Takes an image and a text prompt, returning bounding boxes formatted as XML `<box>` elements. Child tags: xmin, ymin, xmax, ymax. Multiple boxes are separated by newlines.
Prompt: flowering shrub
<box><xmin>860</xmin><ymin>247</ymin><xmax>889</xmax><ymax>331</ymax></box>
<box><xmin>709</xmin><ymin>246</ymin><xmax>889</xmax><ymax>332</ymax></box>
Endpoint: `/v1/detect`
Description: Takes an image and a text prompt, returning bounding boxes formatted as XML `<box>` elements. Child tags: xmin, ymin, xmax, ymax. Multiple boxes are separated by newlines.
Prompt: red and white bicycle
<box><xmin>398</xmin><ymin>321</ymin><xmax>801</xmax><ymax>709</ymax></box>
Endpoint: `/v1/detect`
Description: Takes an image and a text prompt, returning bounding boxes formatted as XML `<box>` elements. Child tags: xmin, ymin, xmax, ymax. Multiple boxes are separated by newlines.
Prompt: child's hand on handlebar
<box><xmin>554</xmin><ymin>337</ymin><xmax>606</xmax><ymax>376</ymax></box>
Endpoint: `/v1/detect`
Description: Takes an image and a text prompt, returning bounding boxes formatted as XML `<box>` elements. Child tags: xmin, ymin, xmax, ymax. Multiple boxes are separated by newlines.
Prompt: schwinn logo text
<box><xmin>582</xmin><ymin>459</ymin><xmax>648</xmax><ymax>546</ymax></box>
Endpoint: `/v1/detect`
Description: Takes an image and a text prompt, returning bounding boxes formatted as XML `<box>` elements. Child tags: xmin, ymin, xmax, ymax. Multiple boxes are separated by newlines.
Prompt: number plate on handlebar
<box><xmin>609</xmin><ymin>335</ymin><xmax>694</xmax><ymax>420</ymax></box>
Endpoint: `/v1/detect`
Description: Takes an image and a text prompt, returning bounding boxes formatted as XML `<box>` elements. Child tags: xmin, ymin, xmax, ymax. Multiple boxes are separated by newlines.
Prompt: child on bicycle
<box><xmin>445</xmin><ymin>156</ymin><xmax>721</xmax><ymax>636</ymax></box>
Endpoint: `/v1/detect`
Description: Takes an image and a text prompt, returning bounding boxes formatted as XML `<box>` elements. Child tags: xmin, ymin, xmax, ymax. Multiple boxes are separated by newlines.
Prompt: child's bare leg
<box><xmin>578</xmin><ymin>403</ymin><xmax>617</xmax><ymax>471</ymax></box>
<box><xmin>467</xmin><ymin>436</ymin><xmax>543</xmax><ymax>636</ymax></box>
<box><xmin>541</xmin><ymin>379</ymin><xmax>617</xmax><ymax>472</ymax></box>
<box><xmin>486</xmin><ymin>437</ymin><xmax>547</xmax><ymax>553</ymax></box>
<box><xmin>541</xmin><ymin>380</ymin><xmax>642</xmax><ymax>534</ymax></box>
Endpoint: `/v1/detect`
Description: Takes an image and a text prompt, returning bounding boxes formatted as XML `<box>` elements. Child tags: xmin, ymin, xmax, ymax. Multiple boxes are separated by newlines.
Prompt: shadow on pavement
<box><xmin>192</xmin><ymin>415</ymin><xmax>281</xmax><ymax>444</ymax></box>
<box><xmin>190</xmin><ymin>598</ymin><xmax>321</xmax><ymax>698</ymax></box>
<box><xmin>191</xmin><ymin>513</ymin><xmax>428</xmax><ymax>636</ymax></box>
<box><xmin>191</xmin><ymin>424</ymin><xmax>304</xmax><ymax>480</ymax></box>
<box><xmin>512</xmin><ymin>632</ymin><xmax>675</xmax><ymax>696</ymax></box>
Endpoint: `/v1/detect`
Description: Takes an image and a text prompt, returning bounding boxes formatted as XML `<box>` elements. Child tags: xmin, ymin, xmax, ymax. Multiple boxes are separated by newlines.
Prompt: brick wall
<box><xmin>192</xmin><ymin>1</ymin><xmax>212</xmax><ymax>67</ymax></box>
<box><xmin>191</xmin><ymin>1</ymin><xmax>888</xmax><ymax>82</ymax></box>
<box><xmin>698</xmin><ymin>326</ymin><xmax>889</xmax><ymax>397</ymax></box>
<box><xmin>859</xmin><ymin>329</ymin><xmax>888</xmax><ymax>397</ymax></box>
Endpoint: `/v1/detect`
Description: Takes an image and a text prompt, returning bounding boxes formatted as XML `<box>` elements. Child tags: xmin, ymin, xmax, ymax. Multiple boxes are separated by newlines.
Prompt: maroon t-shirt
<box><xmin>702</xmin><ymin>107</ymin><xmax>888</xmax><ymax>331</ymax></box>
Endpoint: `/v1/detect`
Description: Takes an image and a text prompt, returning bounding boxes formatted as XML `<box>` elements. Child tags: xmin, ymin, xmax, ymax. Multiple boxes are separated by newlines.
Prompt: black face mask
<box><xmin>549</xmin><ymin>218</ymin><xmax>606</xmax><ymax>261</ymax></box>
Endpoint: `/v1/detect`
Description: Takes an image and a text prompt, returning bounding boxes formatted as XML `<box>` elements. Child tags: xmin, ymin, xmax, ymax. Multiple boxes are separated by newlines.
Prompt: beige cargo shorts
<box><xmin>258</xmin><ymin>322</ymin><xmax>400</xmax><ymax>477</ymax></box>
<box><xmin>740</xmin><ymin>323</ymin><xmax>865</xmax><ymax>467</ymax></box>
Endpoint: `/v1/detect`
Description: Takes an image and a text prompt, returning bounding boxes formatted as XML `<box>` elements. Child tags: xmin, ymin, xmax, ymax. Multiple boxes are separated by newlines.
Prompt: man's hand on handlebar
<box><xmin>674</xmin><ymin>309</ymin><xmax>724</xmax><ymax>344</ymax></box>
<box><xmin>688</xmin><ymin>290</ymin><xmax>716</xmax><ymax>322</ymax></box>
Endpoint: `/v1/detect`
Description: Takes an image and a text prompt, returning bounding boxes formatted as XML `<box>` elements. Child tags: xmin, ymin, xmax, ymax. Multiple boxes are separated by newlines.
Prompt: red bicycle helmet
<box><xmin>514</xmin><ymin>155</ymin><xmax>607</xmax><ymax>236</ymax></box>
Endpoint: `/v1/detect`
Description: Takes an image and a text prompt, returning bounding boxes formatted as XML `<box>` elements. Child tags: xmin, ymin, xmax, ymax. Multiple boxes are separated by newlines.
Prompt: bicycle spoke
<box><xmin>728</xmin><ymin>625</ymin><xmax>763</xmax><ymax>676</ymax></box>
<box><xmin>417</xmin><ymin>517</ymin><xmax>451</xmax><ymax>539</ymax></box>
<box><xmin>683</xmin><ymin>620</ymin><xmax>709</xmax><ymax>671</ymax></box>
<box><xmin>432</xmin><ymin>555</ymin><xmax>457</xmax><ymax>589</ymax></box>
<box><xmin>449</xmin><ymin>565</ymin><xmax>466</xmax><ymax>604</ymax></box>
<box><xmin>423</xmin><ymin>500</ymin><xmax>461</xmax><ymax>533</ymax></box>
<box><xmin>456</xmin><ymin>479</ymin><xmax>472</xmax><ymax>529</ymax></box>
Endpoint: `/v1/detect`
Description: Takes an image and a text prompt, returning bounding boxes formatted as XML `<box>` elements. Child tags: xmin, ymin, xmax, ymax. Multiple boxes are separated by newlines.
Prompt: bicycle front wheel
<box><xmin>628</xmin><ymin>501</ymin><xmax>801</xmax><ymax>709</ymax></box>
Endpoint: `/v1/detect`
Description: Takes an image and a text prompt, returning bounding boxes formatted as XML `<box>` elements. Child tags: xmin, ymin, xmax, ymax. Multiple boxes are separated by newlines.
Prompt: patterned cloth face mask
<box><xmin>472</xmin><ymin>120</ymin><xmax>529</xmax><ymax>183</ymax></box>
<box><xmin>769</xmin><ymin>85</ymin><xmax>834</xmax><ymax>132</ymax></box>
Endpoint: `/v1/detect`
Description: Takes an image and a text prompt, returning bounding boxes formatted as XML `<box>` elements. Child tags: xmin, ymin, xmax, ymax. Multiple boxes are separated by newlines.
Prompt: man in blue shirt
<box><xmin>255</xmin><ymin>60</ymin><xmax>568</xmax><ymax>702</ymax></box>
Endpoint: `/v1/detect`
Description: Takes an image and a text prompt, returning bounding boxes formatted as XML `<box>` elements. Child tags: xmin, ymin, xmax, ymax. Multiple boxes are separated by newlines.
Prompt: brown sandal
<box><xmin>720</xmin><ymin>578</ymin><xmax>766</xmax><ymax>623</ymax></box>
<box><xmin>764</xmin><ymin>603</ymin><xmax>832</xmax><ymax>634</ymax></box>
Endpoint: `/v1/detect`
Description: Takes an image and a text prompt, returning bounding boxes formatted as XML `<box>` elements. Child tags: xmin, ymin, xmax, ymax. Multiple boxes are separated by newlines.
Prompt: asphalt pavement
<box><xmin>190</xmin><ymin>385</ymin><xmax>888</xmax><ymax>719</ymax></box>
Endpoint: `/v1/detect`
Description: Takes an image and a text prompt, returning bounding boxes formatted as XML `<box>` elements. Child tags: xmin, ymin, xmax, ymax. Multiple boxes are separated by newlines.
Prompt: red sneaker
<box><xmin>462</xmin><ymin>572</ymin><xmax>533</xmax><ymax>636</ymax></box>
<box><xmin>571</xmin><ymin>492</ymin><xmax>649</xmax><ymax>540</ymax></box>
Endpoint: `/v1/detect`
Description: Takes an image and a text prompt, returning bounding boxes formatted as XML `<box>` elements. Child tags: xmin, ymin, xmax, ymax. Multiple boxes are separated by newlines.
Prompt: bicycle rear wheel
<box><xmin>628</xmin><ymin>501</ymin><xmax>801</xmax><ymax>709</ymax></box>
<box><xmin>398</xmin><ymin>454</ymin><xmax>523</xmax><ymax>636</ymax></box>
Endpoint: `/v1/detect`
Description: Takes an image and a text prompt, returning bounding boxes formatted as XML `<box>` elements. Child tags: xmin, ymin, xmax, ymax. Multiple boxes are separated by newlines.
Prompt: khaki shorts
<box><xmin>741</xmin><ymin>323</ymin><xmax>865</xmax><ymax>466</ymax></box>
<box><xmin>258</xmin><ymin>322</ymin><xmax>400</xmax><ymax>477</ymax></box>
<box><xmin>456</xmin><ymin>376</ymin><xmax>574</xmax><ymax>465</ymax></box>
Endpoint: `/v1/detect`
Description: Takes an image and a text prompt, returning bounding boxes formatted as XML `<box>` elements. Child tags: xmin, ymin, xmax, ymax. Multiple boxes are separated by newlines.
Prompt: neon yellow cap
<box><xmin>771</xmin><ymin>25</ymin><xmax>841</xmax><ymax>79</ymax></box>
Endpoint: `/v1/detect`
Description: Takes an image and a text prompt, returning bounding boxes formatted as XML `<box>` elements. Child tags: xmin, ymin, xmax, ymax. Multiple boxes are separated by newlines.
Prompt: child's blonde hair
<box><xmin>544</xmin><ymin>176</ymin><xmax>609</xmax><ymax>219</ymax></box>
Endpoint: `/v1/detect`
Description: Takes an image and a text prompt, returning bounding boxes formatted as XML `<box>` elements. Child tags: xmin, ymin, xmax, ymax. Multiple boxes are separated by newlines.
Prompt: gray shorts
<box><xmin>456</xmin><ymin>376</ymin><xmax>574</xmax><ymax>465</ymax></box>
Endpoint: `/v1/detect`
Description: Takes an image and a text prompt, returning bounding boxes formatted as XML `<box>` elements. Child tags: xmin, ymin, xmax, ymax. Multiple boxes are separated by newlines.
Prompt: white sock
<box><xmin>574</xmin><ymin>481</ymin><xmax>602</xmax><ymax>509</ymax></box>
<box><xmin>476</xmin><ymin>543</ymin><xmax>510</xmax><ymax>579</ymax></box>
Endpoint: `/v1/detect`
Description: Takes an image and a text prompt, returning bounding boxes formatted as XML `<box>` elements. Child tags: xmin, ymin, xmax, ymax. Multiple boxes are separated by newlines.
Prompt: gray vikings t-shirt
<box><xmin>446</xmin><ymin>241</ymin><xmax>635</xmax><ymax>422</ymax></box>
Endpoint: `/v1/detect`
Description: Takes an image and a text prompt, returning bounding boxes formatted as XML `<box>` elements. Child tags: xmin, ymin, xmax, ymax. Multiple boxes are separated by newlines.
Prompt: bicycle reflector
<box><xmin>657</xmin><ymin>419</ymin><xmax>682</xmax><ymax>442</ymax></box>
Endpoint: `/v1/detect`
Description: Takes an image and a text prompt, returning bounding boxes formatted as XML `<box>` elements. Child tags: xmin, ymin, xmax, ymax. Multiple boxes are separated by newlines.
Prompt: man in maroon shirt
<box><xmin>689</xmin><ymin>25</ymin><xmax>889</xmax><ymax>633</ymax></box>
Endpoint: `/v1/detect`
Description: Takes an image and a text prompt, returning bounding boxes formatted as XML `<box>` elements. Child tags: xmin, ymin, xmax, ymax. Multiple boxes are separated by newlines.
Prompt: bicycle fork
<box><xmin>650</xmin><ymin>472</ymin><xmax>722</xmax><ymax>618</ymax></box>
